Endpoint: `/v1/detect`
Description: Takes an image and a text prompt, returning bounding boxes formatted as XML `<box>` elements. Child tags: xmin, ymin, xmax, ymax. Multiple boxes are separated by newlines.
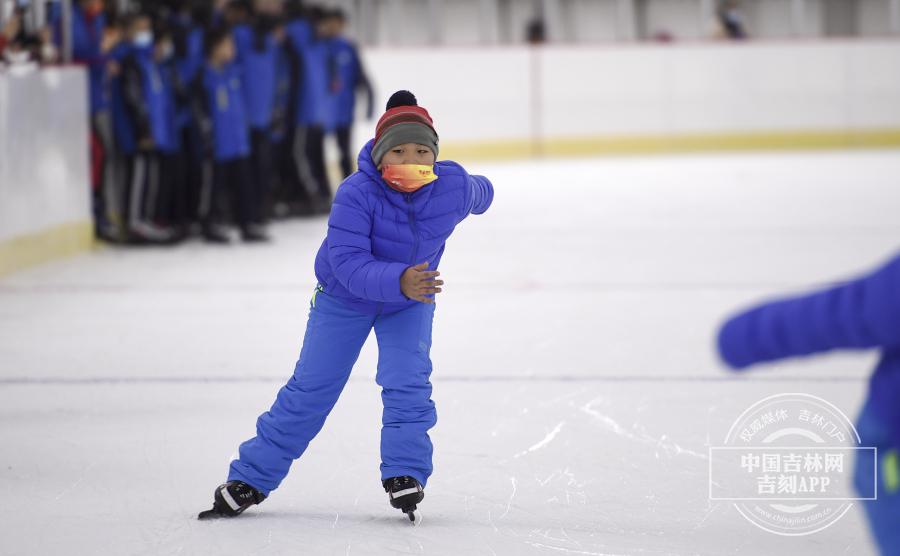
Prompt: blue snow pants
<box><xmin>854</xmin><ymin>398</ymin><xmax>900</xmax><ymax>554</ymax></box>
<box><xmin>227</xmin><ymin>287</ymin><xmax>437</xmax><ymax>496</ymax></box>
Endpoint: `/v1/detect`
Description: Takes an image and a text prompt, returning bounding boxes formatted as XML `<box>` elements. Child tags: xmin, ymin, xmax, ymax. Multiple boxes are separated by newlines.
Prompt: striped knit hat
<box><xmin>371</xmin><ymin>91</ymin><xmax>439</xmax><ymax>166</ymax></box>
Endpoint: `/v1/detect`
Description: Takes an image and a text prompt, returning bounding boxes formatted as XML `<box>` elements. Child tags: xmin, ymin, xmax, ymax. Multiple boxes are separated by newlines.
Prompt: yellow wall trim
<box><xmin>0</xmin><ymin>221</ymin><xmax>94</xmax><ymax>277</ymax></box>
<box><xmin>439</xmin><ymin>128</ymin><xmax>900</xmax><ymax>161</ymax></box>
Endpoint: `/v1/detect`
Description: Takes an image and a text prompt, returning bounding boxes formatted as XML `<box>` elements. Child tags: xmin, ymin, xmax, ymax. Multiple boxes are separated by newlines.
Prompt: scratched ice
<box><xmin>2</xmin><ymin>150</ymin><xmax>898</xmax><ymax>555</ymax></box>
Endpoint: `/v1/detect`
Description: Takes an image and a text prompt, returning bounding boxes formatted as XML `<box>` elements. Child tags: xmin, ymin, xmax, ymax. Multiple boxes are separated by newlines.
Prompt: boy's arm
<box><xmin>465</xmin><ymin>174</ymin><xmax>494</xmax><ymax>215</ymax></box>
<box><xmin>718</xmin><ymin>254</ymin><xmax>900</xmax><ymax>369</ymax></box>
<box><xmin>327</xmin><ymin>186</ymin><xmax>411</xmax><ymax>303</ymax></box>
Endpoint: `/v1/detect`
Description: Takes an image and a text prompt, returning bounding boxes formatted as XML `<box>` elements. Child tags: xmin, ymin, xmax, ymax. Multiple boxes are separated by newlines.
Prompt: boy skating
<box><xmin>199</xmin><ymin>90</ymin><xmax>494</xmax><ymax>521</ymax></box>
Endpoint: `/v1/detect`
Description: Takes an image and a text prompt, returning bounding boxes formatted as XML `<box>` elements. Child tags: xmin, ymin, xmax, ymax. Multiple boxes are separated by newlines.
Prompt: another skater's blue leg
<box><xmin>228</xmin><ymin>290</ymin><xmax>374</xmax><ymax>495</ymax></box>
<box><xmin>374</xmin><ymin>301</ymin><xmax>437</xmax><ymax>487</ymax></box>
<box><xmin>855</xmin><ymin>396</ymin><xmax>900</xmax><ymax>554</ymax></box>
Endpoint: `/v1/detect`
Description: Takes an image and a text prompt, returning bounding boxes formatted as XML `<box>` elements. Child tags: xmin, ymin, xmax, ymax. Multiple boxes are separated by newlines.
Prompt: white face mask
<box><xmin>133</xmin><ymin>30</ymin><xmax>153</xmax><ymax>48</ymax></box>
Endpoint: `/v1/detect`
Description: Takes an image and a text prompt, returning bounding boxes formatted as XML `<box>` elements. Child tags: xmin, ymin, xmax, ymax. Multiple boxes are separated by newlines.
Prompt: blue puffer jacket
<box><xmin>314</xmin><ymin>139</ymin><xmax>494</xmax><ymax>315</ymax></box>
<box><xmin>717</xmin><ymin>252</ymin><xmax>900</xmax><ymax>440</ymax></box>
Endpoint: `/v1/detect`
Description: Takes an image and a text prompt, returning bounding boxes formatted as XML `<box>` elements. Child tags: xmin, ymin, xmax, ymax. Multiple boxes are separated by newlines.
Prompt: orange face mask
<box><xmin>380</xmin><ymin>164</ymin><xmax>438</xmax><ymax>193</ymax></box>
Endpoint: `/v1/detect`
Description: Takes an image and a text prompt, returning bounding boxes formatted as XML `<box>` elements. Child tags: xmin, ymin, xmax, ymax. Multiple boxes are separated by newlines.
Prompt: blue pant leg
<box><xmin>855</xmin><ymin>398</ymin><xmax>900</xmax><ymax>554</ymax></box>
<box><xmin>373</xmin><ymin>301</ymin><xmax>437</xmax><ymax>487</ymax></box>
<box><xmin>228</xmin><ymin>292</ymin><xmax>374</xmax><ymax>495</ymax></box>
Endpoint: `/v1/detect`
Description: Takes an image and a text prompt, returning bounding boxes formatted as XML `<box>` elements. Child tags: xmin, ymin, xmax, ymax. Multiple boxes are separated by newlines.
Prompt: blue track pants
<box><xmin>227</xmin><ymin>288</ymin><xmax>437</xmax><ymax>496</ymax></box>
<box><xmin>854</xmin><ymin>398</ymin><xmax>900</xmax><ymax>554</ymax></box>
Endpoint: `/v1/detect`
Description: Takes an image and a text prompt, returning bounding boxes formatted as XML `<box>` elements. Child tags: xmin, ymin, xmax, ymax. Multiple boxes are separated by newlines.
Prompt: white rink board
<box><xmin>351</xmin><ymin>40</ymin><xmax>900</xmax><ymax>148</ymax></box>
<box><xmin>1</xmin><ymin>150</ymin><xmax>899</xmax><ymax>555</ymax></box>
<box><xmin>0</xmin><ymin>67</ymin><xmax>91</xmax><ymax>241</ymax></box>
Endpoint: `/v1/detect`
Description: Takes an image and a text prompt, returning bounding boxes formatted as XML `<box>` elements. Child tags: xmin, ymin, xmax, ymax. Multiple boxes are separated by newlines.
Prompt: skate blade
<box><xmin>197</xmin><ymin>508</ymin><xmax>225</xmax><ymax>520</ymax></box>
<box><xmin>403</xmin><ymin>509</ymin><xmax>423</xmax><ymax>526</ymax></box>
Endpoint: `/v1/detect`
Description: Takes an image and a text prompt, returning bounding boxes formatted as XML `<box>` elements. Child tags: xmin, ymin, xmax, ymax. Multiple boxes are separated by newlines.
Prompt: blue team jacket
<box><xmin>327</xmin><ymin>36</ymin><xmax>366</xmax><ymax>127</ymax></box>
<box><xmin>233</xmin><ymin>24</ymin><xmax>277</xmax><ymax>130</ymax></box>
<box><xmin>269</xmin><ymin>45</ymin><xmax>293</xmax><ymax>143</ymax></box>
<box><xmin>122</xmin><ymin>47</ymin><xmax>179</xmax><ymax>153</ymax></box>
<box><xmin>174</xmin><ymin>27</ymin><xmax>204</xmax><ymax>131</ymax></box>
<box><xmin>286</xmin><ymin>19</ymin><xmax>331</xmax><ymax>128</ymax></box>
<box><xmin>313</xmin><ymin>139</ymin><xmax>494</xmax><ymax>315</ymax></box>
<box><xmin>201</xmin><ymin>63</ymin><xmax>251</xmax><ymax>161</ymax></box>
<box><xmin>176</xmin><ymin>27</ymin><xmax>205</xmax><ymax>86</ymax></box>
<box><xmin>108</xmin><ymin>43</ymin><xmax>135</xmax><ymax>155</ymax></box>
<box><xmin>67</xmin><ymin>6</ymin><xmax>108</xmax><ymax>115</ymax></box>
<box><xmin>718</xmin><ymin>253</ymin><xmax>900</xmax><ymax>440</ymax></box>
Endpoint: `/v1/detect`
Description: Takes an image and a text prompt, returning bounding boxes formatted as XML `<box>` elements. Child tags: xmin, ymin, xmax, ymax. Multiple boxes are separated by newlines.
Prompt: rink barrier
<box><xmin>0</xmin><ymin>67</ymin><xmax>92</xmax><ymax>277</ymax></box>
<box><xmin>0</xmin><ymin>222</ymin><xmax>94</xmax><ymax>277</ymax></box>
<box><xmin>437</xmin><ymin>128</ymin><xmax>900</xmax><ymax>161</ymax></box>
<box><xmin>358</xmin><ymin>40</ymin><xmax>900</xmax><ymax>161</ymax></box>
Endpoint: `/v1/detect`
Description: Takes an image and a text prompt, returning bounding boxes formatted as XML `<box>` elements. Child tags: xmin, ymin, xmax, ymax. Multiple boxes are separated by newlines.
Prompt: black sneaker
<box><xmin>241</xmin><ymin>224</ymin><xmax>270</xmax><ymax>243</ymax></box>
<box><xmin>198</xmin><ymin>481</ymin><xmax>266</xmax><ymax>519</ymax></box>
<box><xmin>202</xmin><ymin>225</ymin><xmax>231</xmax><ymax>244</ymax></box>
<box><xmin>383</xmin><ymin>476</ymin><xmax>424</xmax><ymax>521</ymax></box>
<box><xmin>128</xmin><ymin>221</ymin><xmax>178</xmax><ymax>244</ymax></box>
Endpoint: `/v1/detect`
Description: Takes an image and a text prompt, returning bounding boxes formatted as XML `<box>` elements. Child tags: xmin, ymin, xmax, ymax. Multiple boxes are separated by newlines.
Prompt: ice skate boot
<box><xmin>383</xmin><ymin>476</ymin><xmax>424</xmax><ymax>522</ymax></box>
<box><xmin>197</xmin><ymin>481</ymin><xmax>266</xmax><ymax>520</ymax></box>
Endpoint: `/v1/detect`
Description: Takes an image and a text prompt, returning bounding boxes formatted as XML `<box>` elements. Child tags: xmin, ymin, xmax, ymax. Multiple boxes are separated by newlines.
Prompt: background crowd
<box><xmin>2</xmin><ymin>0</ymin><xmax>373</xmax><ymax>245</ymax></box>
<box><xmin>0</xmin><ymin>0</ymin><xmax>752</xmax><ymax>247</ymax></box>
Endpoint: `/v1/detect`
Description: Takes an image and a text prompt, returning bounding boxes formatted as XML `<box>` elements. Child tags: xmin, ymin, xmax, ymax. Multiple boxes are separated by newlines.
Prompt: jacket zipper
<box><xmin>379</xmin><ymin>194</ymin><xmax>419</xmax><ymax>314</ymax></box>
<box><xmin>405</xmin><ymin>193</ymin><xmax>421</xmax><ymax>307</ymax></box>
<box><xmin>406</xmin><ymin>193</ymin><xmax>420</xmax><ymax>264</ymax></box>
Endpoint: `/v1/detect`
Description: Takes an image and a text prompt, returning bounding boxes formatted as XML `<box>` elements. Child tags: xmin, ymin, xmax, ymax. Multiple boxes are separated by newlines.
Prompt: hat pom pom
<box><xmin>386</xmin><ymin>90</ymin><xmax>418</xmax><ymax>110</ymax></box>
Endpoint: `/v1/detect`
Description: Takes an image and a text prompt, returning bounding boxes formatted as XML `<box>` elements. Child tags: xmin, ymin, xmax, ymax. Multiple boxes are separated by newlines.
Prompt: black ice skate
<box><xmin>383</xmin><ymin>476</ymin><xmax>424</xmax><ymax>522</ymax></box>
<box><xmin>197</xmin><ymin>481</ymin><xmax>266</xmax><ymax>520</ymax></box>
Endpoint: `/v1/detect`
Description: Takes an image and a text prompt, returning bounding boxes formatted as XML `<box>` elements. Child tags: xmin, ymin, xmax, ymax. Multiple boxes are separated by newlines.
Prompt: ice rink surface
<box><xmin>2</xmin><ymin>149</ymin><xmax>899</xmax><ymax>555</ymax></box>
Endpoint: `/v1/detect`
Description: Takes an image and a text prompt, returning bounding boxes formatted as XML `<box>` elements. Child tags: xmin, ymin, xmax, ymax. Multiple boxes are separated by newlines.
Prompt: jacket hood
<box><xmin>357</xmin><ymin>139</ymin><xmax>381</xmax><ymax>182</ymax></box>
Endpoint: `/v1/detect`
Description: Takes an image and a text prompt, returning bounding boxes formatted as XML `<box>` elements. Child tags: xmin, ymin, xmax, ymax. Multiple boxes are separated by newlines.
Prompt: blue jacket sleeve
<box><xmin>326</xmin><ymin>185</ymin><xmax>410</xmax><ymax>303</ymax></box>
<box><xmin>465</xmin><ymin>174</ymin><xmax>494</xmax><ymax>216</ymax></box>
<box><xmin>718</xmin><ymin>253</ymin><xmax>900</xmax><ymax>369</ymax></box>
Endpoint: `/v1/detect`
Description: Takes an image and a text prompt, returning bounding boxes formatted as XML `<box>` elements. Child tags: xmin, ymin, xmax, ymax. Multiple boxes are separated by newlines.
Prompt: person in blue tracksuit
<box><xmin>324</xmin><ymin>8</ymin><xmax>373</xmax><ymax>178</ymax></box>
<box><xmin>233</xmin><ymin>6</ymin><xmax>281</xmax><ymax>225</ymax></box>
<box><xmin>170</xmin><ymin>3</ymin><xmax>208</xmax><ymax>227</ymax></box>
<box><xmin>285</xmin><ymin>6</ymin><xmax>332</xmax><ymax>212</ymax></box>
<box><xmin>269</xmin><ymin>26</ymin><xmax>298</xmax><ymax>216</ymax></box>
<box><xmin>277</xmin><ymin>6</ymin><xmax>317</xmax><ymax>214</ymax></box>
<box><xmin>198</xmin><ymin>90</ymin><xmax>494</xmax><ymax>520</ymax></box>
<box><xmin>717</xmin><ymin>252</ymin><xmax>900</xmax><ymax>554</ymax></box>
<box><xmin>193</xmin><ymin>26</ymin><xmax>267</xmax><ymax>243</ymax></box>
<box><xmin>107</xmin><ymin>34</ymin><xmax>135</xmax><ymax>215</ymax></box>
<box><xmin>154</xmin><ymin>24</ymin><xmax>191</xmax><ymax>235</ymax></box>
<box><xmin>120</xmin><ymin>13</ymin><xmax>178</xmax><ymax>243</ymax></box>
<box><xmin>50</xmin><ymin>0</ymin><xmax>114</xmax><ymax>116</ymax></box>
<box><xmin>56</xmin><ymin>0</ymin><xmax>120</xmax><ymax>240</ymax></box>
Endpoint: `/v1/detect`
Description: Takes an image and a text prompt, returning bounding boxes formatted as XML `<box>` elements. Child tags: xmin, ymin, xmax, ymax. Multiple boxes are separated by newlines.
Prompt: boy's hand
<box><xmin>401</xmin><ymin>262</ymin><xmax>443</xmax><ymax>304</ymax></box>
